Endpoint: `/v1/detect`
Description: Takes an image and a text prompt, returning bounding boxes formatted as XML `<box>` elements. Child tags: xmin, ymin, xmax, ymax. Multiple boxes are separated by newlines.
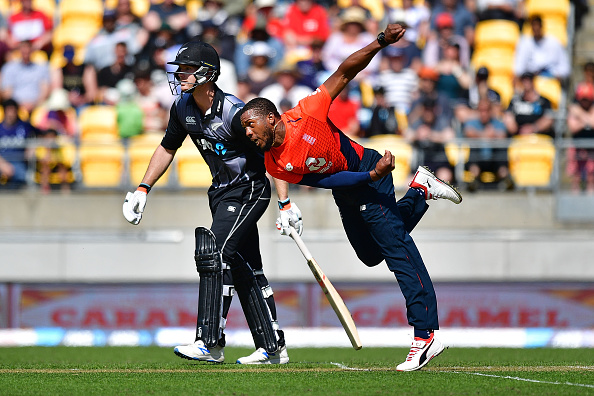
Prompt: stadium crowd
<box><xmin>0</xmin><ymin>0</ymin><xmax>589</xmax><ymax>193</ymax></box>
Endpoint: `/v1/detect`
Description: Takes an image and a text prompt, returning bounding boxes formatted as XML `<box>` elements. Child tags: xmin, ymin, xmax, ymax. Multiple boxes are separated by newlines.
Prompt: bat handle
<box><xmin>289</xmin><ymin>226</ymin><xmax>313</xmax><ymax>261</ymax></box>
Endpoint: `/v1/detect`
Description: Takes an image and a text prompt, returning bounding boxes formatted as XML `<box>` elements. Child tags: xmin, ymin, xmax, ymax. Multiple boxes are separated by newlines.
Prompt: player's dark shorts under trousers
<box><xmin>207</xmin><ymin>177</ymin><xmax>271</xmax><ymax>271</ymax></box>
<box><xmin>332</xmin><ymin>148</ymin><xmax>439</xmax><ymax>331</ymax></box>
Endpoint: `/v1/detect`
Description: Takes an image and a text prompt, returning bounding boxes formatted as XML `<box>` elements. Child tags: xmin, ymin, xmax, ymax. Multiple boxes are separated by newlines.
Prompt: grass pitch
<box><xmin>0</xmin><ymin>346</ymin><xmax>593</xmax><ymax>395</ymax></box>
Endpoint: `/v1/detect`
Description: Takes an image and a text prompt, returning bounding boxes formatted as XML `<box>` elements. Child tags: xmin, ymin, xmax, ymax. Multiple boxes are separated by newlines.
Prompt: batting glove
<box><xmin>276</xmin><ymin>199</ymin><xmax>303</xmax><ymax>236</ymax></box>
<box><xmin>123</xmin><ymin>183</ymin><xmax>150</xmax><ymax>225</ymax></box>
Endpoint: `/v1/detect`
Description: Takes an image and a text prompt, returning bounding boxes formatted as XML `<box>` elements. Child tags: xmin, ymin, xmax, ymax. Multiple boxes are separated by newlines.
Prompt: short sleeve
<box><xmin>298</xmin><ymin>84</ymin><xmax>332</xmax><ymax>122</ymax></box>
<box><xmin>160</xmin><ymin>104</ymin><xmax>187</xmax><ymax>150</ymax></box>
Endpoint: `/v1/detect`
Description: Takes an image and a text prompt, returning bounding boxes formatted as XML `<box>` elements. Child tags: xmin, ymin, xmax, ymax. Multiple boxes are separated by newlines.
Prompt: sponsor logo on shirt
<box><xmin>186</xmin><ymin>116</ymin><xmax>196</xmax><ymax>125</ymax></box>
<box><xmin>302</xmin><ymin>133</ymin><xmax>316</xmax><ymax>145</ymax></box>
<box><xmin>306</xmin><ymin>157</ymin><xmax>329</xmax><ymax>172</ymax></box>
<box><xmin>197</xmin><ymin>138</ymin><xmax>226</xmax><ymax>156</ymax></box>
<box><xmin>285</xmin><ymin>163</ymin><xmax>294</xmax><ymax>171</ymax></box>
<box><xmin>227</xmin><ymin>205</ymin><xmax>236</xmax><ymax>212</ymax></box>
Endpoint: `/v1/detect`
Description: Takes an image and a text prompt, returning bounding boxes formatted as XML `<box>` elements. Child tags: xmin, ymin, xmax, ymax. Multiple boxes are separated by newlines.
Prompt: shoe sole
<box><xmin>420</xmin><ymin>166</ymin><xmax>463</xmax><ymax>204</ymax></box>
<box><xmin>174</xmin><ymin>348</ymin><xmax>224</xmax><ymax>363</ymax></box>
<box><xmin>236</xmin><ymin>359</ymin><xmax>289</xmax><ymax>365</ymax></box>
<box><xmin>396</xmin><ymin>343</ymin><xmax>446</xmax><ymax>372</ymax></box>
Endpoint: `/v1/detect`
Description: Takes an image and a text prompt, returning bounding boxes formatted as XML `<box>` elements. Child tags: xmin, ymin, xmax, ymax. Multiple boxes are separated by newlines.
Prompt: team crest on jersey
<box><xmin>285</xmin><ymin>163</ymin><xmax>294</xmax><ymax>171</ymax></box>
<box><xmin>186</xmin><ymin>116</ymin><xmax>196</xmax><ymax>125</ymax></box>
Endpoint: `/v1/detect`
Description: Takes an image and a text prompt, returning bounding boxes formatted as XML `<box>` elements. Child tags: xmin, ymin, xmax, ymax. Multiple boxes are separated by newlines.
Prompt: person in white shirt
<box><xmin>514</xmin><ymin>15</ymin><xmax>570</xmax><ymax>82</ymax></box>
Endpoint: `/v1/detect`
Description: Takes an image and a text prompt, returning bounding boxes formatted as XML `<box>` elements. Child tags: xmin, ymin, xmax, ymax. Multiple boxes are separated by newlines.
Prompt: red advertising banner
<box><xmin>3</xmin><ymin>282</ymin><xmax>593</xmax><ymax>329</ymax></box>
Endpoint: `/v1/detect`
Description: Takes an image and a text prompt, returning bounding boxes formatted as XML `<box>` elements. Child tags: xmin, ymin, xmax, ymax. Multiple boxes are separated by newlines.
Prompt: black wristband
<box><xmin>377</xmin><ymin>32</ymin><xmax>389</xmax><ymax>47</ymax></box>
<box><xmin>278</xmin><ymin>198</ymin><xmax>290</xmax><ymax>210</ymax></box>
<box><xmin>139</xmin><ymin>183</ymin><xmax>152</xmax><ymax>193</ymax></box>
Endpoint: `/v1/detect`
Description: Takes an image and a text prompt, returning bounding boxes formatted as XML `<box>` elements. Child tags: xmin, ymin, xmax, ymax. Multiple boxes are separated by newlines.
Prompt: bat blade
<box><xmin>289</xmin><ymin>227</ymin><xmax>362</xmax><ymax>350</ymax></box>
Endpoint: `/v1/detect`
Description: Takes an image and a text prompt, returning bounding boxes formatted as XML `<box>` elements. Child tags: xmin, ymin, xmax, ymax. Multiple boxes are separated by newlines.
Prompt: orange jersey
<box><xmin>265</xmin><ymin>84</ymin><xmax>365</xmax><ymax>184</ymax></box>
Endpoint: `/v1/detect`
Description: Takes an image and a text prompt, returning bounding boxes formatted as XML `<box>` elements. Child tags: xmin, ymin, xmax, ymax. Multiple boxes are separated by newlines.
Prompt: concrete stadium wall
<box><xmin>1</xmin><ymin>190</ymin><xmax>594</xmax><ymax>282</ymax></box>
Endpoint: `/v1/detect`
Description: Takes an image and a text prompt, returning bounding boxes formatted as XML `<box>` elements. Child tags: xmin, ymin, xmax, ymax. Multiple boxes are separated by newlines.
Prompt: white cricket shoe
<box><xmin>236</xmin><ymin>345</ymin><xmax>289</xmax><ymax>365</ymax></box>
<box><xmin>409</xmin><ymin>166</ymin><xmax>462</xmax><ymax>204</ymax></box>
<box><xmin>174</xmin><ymin>340</ymin><xmax>224</xmax><ymax>363</ymax></box>
<box><xmin>396</xmin><ymin>334</ymin><xmax>445</xmax><ymax>371</ymax></box>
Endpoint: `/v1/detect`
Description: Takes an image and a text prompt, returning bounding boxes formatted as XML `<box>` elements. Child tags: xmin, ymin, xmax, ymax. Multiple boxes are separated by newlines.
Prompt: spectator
<box><xmin>35</xmin><ymin>88</ymin><xmax>77</xmax><ymax>138</ymax></box>
<box><xmin>463</xmin><ymin>98</ymin><xmax>510</xmax><ymax>191</ymax></box>
<box><xmin>240</xmin><ymin>0</ymin><xmax>284</xmax><ymax>42</ymax></box>
<box><xmin>260</xmin><ymin>62</ymin><xmax>312</xmax><ymax>110</ymax></box>
<box><xmin>0</xmin><ymin>98</ymin><xmax>35</xmax><ymax>189</ymax></box>
<box><xmin>133</xmin><ymin>68</ymin><xmax>167</xmax><ymax>135</ymax></box>
<box><xmin>430</xmin><ymin>0</ymin><xmax>475</xmax><ymax>46</ymax></box>
<box><xmin>504</xmin><ymin>72</ymin><xmax>554</xmax><ymax>137</ymax></box>
<box><xmin>243</xmin><ymin>41</ymin><xmax>276</xmax><ymax>96</ymax></box>
<box><xmin>387</xmin><ymin>0</ymin><xmax>431</xmax><ymax>48</ymax></box>
<box><xmin>322</xmin><ymin>7</ymin><xmax>379</xmax><ymax>85</ymax></box>
<box><xmin>375</xmin><ymin>46</ymin><xmax>418</xmax><ymax>114</ymax></box>
<box><xmin>50</xmin><ymin>45</ymin><xmax>94</xmax><ymax>109</ymax></box>
<box><xmin>363</xmin><ymin>86</ymin><xmax>401</xmax><ymax>137</ymax></box>
<box><xmin>296</xmin><ymin>39</ymin><xmax>327</xmax><ymax>90</ymax></box>
<box><xmin>406</xmin><ymin>97</ymin><xmax>456</xmax><ymax>182</ymax></box>
<box><xmin>282</xmin><ymin>0</ymin><xmax>331</xmax><ymax>51</ymax></box>
<box><xmin>0</xmin><ymin>40</ymin><xmax>50</xmax><ymax>114</ymax></box>
<box><xmin>328</xmin><ymin>85</ymin><xmax>361</xmax><ymax>138</ymax></box>
<box><xmin>435</xmin><ymin>41</ymin><xmax>471</xmax><ymax>111</ymax></box>
<box><xmin>235</xmin><ymin>17</ymin><xmax>285</xmax><ymax>78</ymax></box>
<box><xmin>114</xmin><ymin>0</ymin><xmax>149</xmax><ymax>55</ymax></box>
<box><xmin>6</xmin><ymin>0</ymin><xmax>53</xmax><ymax>54</ymax></box>
<box><xmin>236</xmin><ymin>76</ymin><xmax>257</xmax><ymax>104</ymax></box>
<box><xmin>188</xmin><ymin>0</ymin><xmax>241</xmax><ymax>60</ymax></box>
<box><xmin>577</xmin><ymin>61</ymin><xmax>594</xmax><ymax>94</ymax></box>
<box><xmin>409</xmin><ymin>65</ymin><xmax>454</xmax><ymax>127</ymax></box>
<box><xmin>97</xmin><ymin>42</ymin><xmax>135</xmax><ymax>105</ymax></box>
<box><xmin>423</xmin><ymin>12</ymin><xmax>470</xmax><ymax>68</ymax></box>
<box><xmin>0</xmin><ymin>12</ymin><xmax>10</xmax><ymax>69</ymax></box>
<box><xmin>142</xmin><ymin>0</ymin><xmax>190</xmax><ymax>41</ymax></box>
<box><xmin>475</xmin><ymin>0</ymin><xmax>523</xmax><ymax>22</ymax></box>
<box><xmin>35</xmin><ymin>128</ymin><xmax>73</xmax><ymax>194</ymax></box>
<box><xmin>514</xmin><ymin>15</ymin><xmax>570</xmax><ymax>82</ymax></box>
<box><xmin>467</xmin><ymin>66</ymin><xmax>501</xmax><ymax>114</ymax></box>
<box><xmin>115</xmin><ymin>78</ymin><xmax>144</xmax><ymax>141</ymax></box>
<box><xmin>566</xmin><ymin>83</ymin><xmax>594</xmax><ymax>193</ymax></box>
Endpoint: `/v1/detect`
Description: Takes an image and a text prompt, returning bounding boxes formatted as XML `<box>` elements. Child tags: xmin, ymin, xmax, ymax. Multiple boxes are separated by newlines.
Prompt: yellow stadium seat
<box><xmin>127</xmin><ymin>134</ymin><xmax>171</xmax><ymax>185</ymax></box>
<box><xmin>522</xmin><ymin>16</ymin><xmax>567</xmax><ymax>47</ymax></box>
<box><xmin>471</xmin><ymin>48</ymin><xmax>515</xmax><ymax>79</ymax></box>
<box><xmin>508</xmin><ymin>134</ymin><xmax>556</xmax><ymax>188</ymax></box>
<box><xmin>534</xmin><ymin>76</ymin><xmax>561</xmax><ymax>110</ymax></box>
<box><xmin>79</xmin><ymin>105</ymin><xmax>119</xmax><ymax>141</ymax></box>
<box><xmin>52</xmin><ymin>21</ymin><xmax>101</xmax><ymax>53</ymax></box>
<box><xmin>34</xmin><ymin>136</ymin><xmax>77</xmax><ymax>185</ymax></box>
<box><xmin>79</xmin><ymin>140</ymin><xmax>125</xmax><ymax>187</ymax></box>
<box><xmin>176</xmin><ymin>141</ymin><xmax>212</xmax><ymax>188</ymax></box>
<box><xmin>445</xmin><ymin>143</ymin><xmax>470</xmax><ymax>167</ymax></box>
<box><xmin>105</xmin><ymin>0</ymin><xmax>151</xmax><ymax>17</ymax></box>
<box><xmin>525</xmin><ymin>0</ymin><xmax>570</xmax><ymax>21</ymax></box>
<box><xmin>474</xmin><ymin>20</ymin><xmax>520</xmax><ymax>52</ymax></box>
<box><xmin>59</xmin><ymin>0</ymin><xmax>104</xmax><ymax>27</ymax></box>
<box><xmin>363</xmin><ymin>135</ymin><xmax>413</xmax><ymax>188</ymax></box>
<box><xmin>488</xmin><ymin>74</ymin><xmax>514</xmax><ymax>109</ymax></box>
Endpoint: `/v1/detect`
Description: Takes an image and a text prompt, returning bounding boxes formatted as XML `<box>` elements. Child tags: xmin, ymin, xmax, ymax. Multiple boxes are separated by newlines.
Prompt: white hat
<box><xmin>246</xmin><ymin>41</ymin><xmax>274</xmax><ymax>58</ymax></box>
<box><xmin>46</xmin><ymin>88</ymin><xmax>70</xmax><ymax>111</ymax></box>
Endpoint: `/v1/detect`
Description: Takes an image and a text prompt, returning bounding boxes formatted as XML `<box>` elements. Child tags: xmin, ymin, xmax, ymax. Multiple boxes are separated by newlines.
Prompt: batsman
<box><xmin>240</xmin><ymin>23</ymin><xmax>462</xmax><ymax>371</ymax></box>
<box><xmin>122</xmin><ymin>40</ymin><xmax>302</xmax><ymax>364</ymax></box>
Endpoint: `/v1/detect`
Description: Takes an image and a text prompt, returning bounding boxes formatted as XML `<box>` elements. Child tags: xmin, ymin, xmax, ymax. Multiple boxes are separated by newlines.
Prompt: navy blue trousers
<box><xmin>332</xmin><ymin>149</ymin><xmax>439</xmax><ymax>330</ymax></box>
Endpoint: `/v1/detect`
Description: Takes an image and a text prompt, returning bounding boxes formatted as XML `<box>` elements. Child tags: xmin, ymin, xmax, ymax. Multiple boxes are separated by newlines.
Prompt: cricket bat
<box><xmin>289</xmin><ymin>226</ymin><xmax>362</xmax><ymax>350</ymax></box>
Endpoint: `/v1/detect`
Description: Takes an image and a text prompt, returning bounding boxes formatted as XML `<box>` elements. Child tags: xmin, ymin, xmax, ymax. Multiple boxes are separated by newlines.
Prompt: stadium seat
<box><xmin>79</xmin><ymin>139</ymin><xmax>125</xmax><ymax>187</ymax></box>
<box><xmin>445</xmin><ymin>142</ymin><xmax>470</xmax><ymax>167</ymax></box>
<box><xmin>534</xmin><ymin>76</ymin><xmax>562</xmax><ymax>110</ymax></box>
<box><xmin>58</xmin><ymin>0</ymin><xmax>104</xmax><ymax>27</ymax></box>
<box><xmin>508</xmin><ymin>134</ymin><xmax>556</xmax><ymax>188</ymax></box>
<box><xmin>471</xmin><ymin>48</ymin><xmax>515</xmax><ymax>79</ymax></box>
<box><xmin>474</xmin><ymin>20</ymin><xmax>520</xmax><ymax>52</ymax></box>
<box><xmin>34</xmin><ymin>136</ymin><xmax>77</xmax><ymax>186</ymax></box>
<box><xmin>176</xmin><ymin>140</ymin><xmax>213</xmax><ymax>188</ymax></box>
<box><xmin>79</xmin><ymin>105</ymin><xmax>119</xmax><ymax>141</ymax></box>
<box><xmin>363</xmin><ymin>135</ymin><xmax>413</xmax><ymax>188</ymax></box>
<box><xmin>127</xmin><ymin>134</ymin><xmax>171</xmax><ymax>185</ymax></box>
<box><xmin>105</xmin><ymin>0</ymin><xmax>151</xmax><ymax>17</ymax></box>
<box><xmin>525</xmin><ymin>0</ymin><xmax>570</xmax><ymax>21</ymax></box>
<box><xmin>488</xmin><ymin>74</ymin><xmax>514</xmax><ymax>109</ymax></box>
<box><xmin>52</xmin><ymin>21</ymin><xmax>101</xmax><ymax>55</ymax></box>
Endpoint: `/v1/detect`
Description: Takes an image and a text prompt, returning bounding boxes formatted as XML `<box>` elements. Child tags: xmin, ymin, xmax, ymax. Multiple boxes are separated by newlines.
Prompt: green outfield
<box><xmin>0</xmin><ymin>347</ymin><xmax>593</xmax><ymax>395</ymax></box>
